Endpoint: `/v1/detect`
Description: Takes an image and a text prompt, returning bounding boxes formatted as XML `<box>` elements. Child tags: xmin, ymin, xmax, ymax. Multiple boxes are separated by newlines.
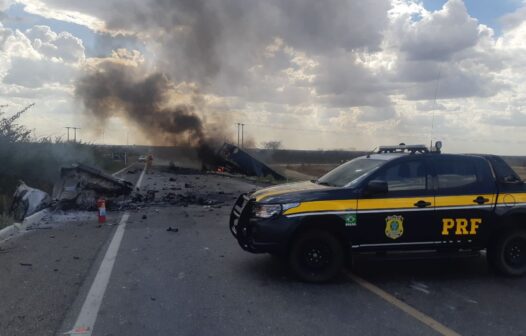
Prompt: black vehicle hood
<box><xmin>251</xmin><ymin>180</ymin><xmax>359</xmax><ymax>203</ymax></box>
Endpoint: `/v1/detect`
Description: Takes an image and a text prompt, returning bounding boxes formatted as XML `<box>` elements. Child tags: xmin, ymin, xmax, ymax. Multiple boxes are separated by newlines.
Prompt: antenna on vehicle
<box><xmin>430</xmin><ymin>65</ymin><xmax>442</xmax><ymax>149</ymax></box>
<box><xmin>366</xmin><ymin>146</ymin><xmax>377</xmax><ymax>158</ymax></box>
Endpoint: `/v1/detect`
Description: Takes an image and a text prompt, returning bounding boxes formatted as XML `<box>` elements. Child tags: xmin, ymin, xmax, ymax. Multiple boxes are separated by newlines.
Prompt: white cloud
<box><xmin>0</xmin><ymin>24</ymin><xmax>84</xmax><ymax>89</ymax></box>
<box><xmin>17</xmin><ymin>0</ymin><xmax>106</xmax><ymax>31</ymax></box>
<box><xmin>25</xmin><ymin>25</ymin><xmax>85</xmax><ymax>63</ymax></box>
<box><xmin>398</xmin><ymin>0</ymin><xmax>480</xmax><ymax>61</ymax></box>
<box><xmin>2</xmin><ymin>0</ymin><xmax>526</xmax><ymax>153</ymax></box>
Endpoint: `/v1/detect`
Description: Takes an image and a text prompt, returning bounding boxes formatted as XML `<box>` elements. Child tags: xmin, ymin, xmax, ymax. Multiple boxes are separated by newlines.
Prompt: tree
<box><xmin>0</xmin><ymin>104</ymin><xmax>34</xmax><ymax>143</ymax></box>
<box><xmin>262</xmin><ymin>141</ymin><xmax>282</xmax><ymax>151</ymax></box>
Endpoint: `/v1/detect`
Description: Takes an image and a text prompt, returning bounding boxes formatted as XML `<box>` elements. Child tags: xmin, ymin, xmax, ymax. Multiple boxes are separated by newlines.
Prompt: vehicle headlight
<box><xmin>252</xmin><ymin>203</ymin><xmax>300</xmax><ymax>218</ymax></box>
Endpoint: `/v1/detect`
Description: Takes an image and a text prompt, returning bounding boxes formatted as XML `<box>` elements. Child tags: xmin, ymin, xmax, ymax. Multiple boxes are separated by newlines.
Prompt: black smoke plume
<box><xmin>75</xmin><ymin>61</ymin><xmax>222</xmax><ymax>164</ymax></box>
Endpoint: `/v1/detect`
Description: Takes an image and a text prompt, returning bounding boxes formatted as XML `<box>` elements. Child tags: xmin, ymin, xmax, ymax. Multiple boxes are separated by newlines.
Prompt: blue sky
<box><xmin>422</xmin><ymin>0</ymin><xmax>523</xmax><ymax>33</ymax></box>
<box><xmin>3</xmin><ymin>3</ymin><xmax>142</xmax><ymax>57</ymax></box>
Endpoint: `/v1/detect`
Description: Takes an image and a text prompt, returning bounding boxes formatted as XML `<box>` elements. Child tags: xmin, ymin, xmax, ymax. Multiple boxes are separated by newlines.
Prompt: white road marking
<box><xmin>135</xmin><ymin>166</ymin><xmax>146</xmax><ymax>190</ymax></box>
<box><xmin>111</xmin><ymin>163</ymin><xmax>136</xmax><ymax>177</ymax></box>
<box><xmin>346</xmin><ymin>271</ymin><xmax>461</xmax><ymax>336</ymax></box>
<box><xmin>65</xmin><ymin>166</ymin><xmax>146</xmax><ymax>336</ymax></box>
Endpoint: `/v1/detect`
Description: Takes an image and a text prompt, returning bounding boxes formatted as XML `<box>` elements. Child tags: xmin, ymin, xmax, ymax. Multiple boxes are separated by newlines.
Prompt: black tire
<box><xmin>289</xmin><ymin>229</ymin><xmax>344</xmax><ymax>283</ymax></box>
<box><xmin>488</xmin><ymin>230</ymin><xmax>526</xmax><ymax>276</ymax></box>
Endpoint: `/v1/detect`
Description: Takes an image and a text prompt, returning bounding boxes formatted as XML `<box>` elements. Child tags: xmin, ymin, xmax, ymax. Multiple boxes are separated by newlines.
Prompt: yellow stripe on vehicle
<box><xmin>357</xmin><ymin>197</ymin><xmax>434</xmax><ymax>210</ymax></box>
<box><xmin>285</xmin><ymin>197</ymin><xmax>433</xmax><ymax>216</ymax></box>
<box><xmin>496</xmin><ymin>193</ymin><xmax>526</xmax><ymax>205</ymax></box>
<box><xmin>282</xmin><ymin>192</ymin><xmax>524</xmax><ymax>218</ymax></box>
<box><xmin>435</xmin><ymin>194</ymin><xmax>495</xmax><ymax>208</ymax></box>
<box><xmin>284</xmin><ymin>199</ymin><xmax>357</xmax><ymax>215</ymax></box>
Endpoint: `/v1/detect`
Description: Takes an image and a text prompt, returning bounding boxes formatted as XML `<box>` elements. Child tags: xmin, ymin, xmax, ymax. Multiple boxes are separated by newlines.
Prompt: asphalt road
<box><xmin>1</xmin><ymin>164</ymin><xmax>526</xmax><ymax>335</ymax></box>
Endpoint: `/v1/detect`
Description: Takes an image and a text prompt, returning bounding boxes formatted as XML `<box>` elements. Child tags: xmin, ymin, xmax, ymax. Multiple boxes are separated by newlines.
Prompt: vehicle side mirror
<box><xmin>365</xmin><ymin>180</ymin><xmax>388</xmax><ymax>195</ymax></box>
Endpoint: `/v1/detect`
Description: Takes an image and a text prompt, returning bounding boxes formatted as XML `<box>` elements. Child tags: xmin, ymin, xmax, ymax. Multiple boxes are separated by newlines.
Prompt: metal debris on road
<box><xmin>54</xmin><ymin>163</ymin><xmax>133</xmax><ymax>210</ymax></box>
<box><xmin>166</xmin><ymin>227</ymin><xmax>179</xmax><ymax>232</ymax></box>
<box><xmin>10</xmin><ymin>181</ymin><xmax>51</xmax><ymax>221</ymax></box>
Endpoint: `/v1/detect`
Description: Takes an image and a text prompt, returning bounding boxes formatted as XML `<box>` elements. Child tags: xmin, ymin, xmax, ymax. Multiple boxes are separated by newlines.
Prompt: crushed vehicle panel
<box><xmin>10</xmin><ymin>181</ymin><xmax>51</xmax><ymax>221</ymax></box>
<box><xmin>53</xmin><ymin>163</ymin><xmax>133</xmax><ymax>210</ymax></box>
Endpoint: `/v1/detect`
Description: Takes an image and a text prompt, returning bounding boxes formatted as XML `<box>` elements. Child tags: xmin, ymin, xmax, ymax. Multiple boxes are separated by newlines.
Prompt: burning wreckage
<box><xmin>53</xmin><ymin>163</ymin><xmax>133</xmax><ymax>209</ymax></box>
<box><xmin>213</xmin><ymin>143</ymin><xmax>285</xmax><ymax>180</ymax></box>
<box><xmin>10</xmin><ymin>163</ymin><xmax>133</xmax><ymax>220</ymax></box>
<box><xmin>10</xmin><ymin>144</ymin><xmax>283</xmax><ymax>221</ymax></box>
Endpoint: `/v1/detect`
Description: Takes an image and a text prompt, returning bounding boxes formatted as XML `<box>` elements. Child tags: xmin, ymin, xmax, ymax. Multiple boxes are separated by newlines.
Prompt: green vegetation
<box><xmin>0</xmin><ymin>104</ymin><xmax>127</xmax><ymax>226</ymax></box>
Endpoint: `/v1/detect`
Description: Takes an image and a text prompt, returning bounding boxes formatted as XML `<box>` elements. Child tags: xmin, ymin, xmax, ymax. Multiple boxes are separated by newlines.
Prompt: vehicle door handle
<box><xmin>473</xmin><ymin>196</ymin><xmax>490</xmax><ymax>205</ymax></box>
<box><xmin>414</xmin><ymin>200</ymin><xmax>432</xmax><ymax>208</ymax></box>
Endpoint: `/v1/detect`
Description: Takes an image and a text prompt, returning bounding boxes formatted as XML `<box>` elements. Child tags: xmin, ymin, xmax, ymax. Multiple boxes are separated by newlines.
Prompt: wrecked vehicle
<box><xmin>230</xmin><ymin>143</ymin><xmax>526</xmax><ymax>282</ymax></box>
<box><xmin>217</xmin><ymin>143</ymin><xmax>285</xmax><ymax>180</ymax></box>
<box><xmin>10</xmin><ymin>181</ymin><xmax>51</xmax><ymax>221</ymax></box>
<box><xmin>53</xmin><ymin>163</ymin><xmax>133</xmax><ymax>210</ymax></box>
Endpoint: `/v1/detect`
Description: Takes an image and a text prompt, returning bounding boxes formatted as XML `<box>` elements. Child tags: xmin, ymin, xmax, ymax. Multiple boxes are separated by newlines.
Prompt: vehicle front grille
<box><xmin>229</xmin><ymin>194</ymin><xmax>252</xmax><ymax>239</ymax></box>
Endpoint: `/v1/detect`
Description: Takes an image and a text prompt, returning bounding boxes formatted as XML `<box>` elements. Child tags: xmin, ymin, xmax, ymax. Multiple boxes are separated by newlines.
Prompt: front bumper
<box><xmin>229</xmin><ymin>194</ymin><xmax>299</xmax><ymax>254</ymax></box>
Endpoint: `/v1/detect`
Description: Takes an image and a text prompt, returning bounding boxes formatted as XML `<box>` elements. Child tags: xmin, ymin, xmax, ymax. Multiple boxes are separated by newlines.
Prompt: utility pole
<box><xmin>72</xmin><ymin>127</ymin><xmax>80</xmax><ymax>143</ymax></box>
<box><xmin>65</xmin><ymin>127</ymin><xmax>71</xmax><ymax>142</ymax></box>
<box><xmin>241</xmin><ymin>123</ymin><xmax>245</xmax><ymax>149</ymax></box>
<box><xmin>236</xmin><ymin>123</ymin><xmax>241</xmax><ymax>147</ymax></box>
<box><xmin>65</xmin><ymin>126</ymin><xmax>80</xmax><ymax>143</ymax></box>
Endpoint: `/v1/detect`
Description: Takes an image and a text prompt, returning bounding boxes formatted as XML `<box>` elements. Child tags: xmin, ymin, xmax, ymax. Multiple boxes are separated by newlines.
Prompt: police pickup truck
<box><xmin>230</xmin><ymin>144</ymin><xmax>526</xmax><ymax>282</ymax></box>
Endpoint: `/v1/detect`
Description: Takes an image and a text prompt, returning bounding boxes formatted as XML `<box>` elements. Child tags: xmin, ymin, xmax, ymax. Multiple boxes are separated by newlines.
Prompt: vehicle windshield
<box><xmin>316</xmin><ymin>157</ymin><xmax>385</xmax><ymax>187</ymax></box>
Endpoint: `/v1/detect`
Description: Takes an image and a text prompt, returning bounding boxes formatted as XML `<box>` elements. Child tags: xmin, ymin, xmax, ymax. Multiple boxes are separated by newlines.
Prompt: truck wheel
<box><xmin>289</xmin><ymin>229</ymin><xmax>344</xmax><ymax>283</ymax></box>
<box><xmin>488</xmin><ymin>230</ymin><xmax>526</xmax><ymax>276</ymax></box>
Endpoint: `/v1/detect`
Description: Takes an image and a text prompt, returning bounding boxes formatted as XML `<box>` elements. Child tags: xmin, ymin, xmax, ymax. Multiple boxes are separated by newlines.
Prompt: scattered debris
<box><xmin>10</xmin><ymin>181</ymin><xmax>51</xmax><ymax>221</ymax></box>
<box><xmin>142</xmin><ymin>215</ymin><xmax>148</xmax><ymax>220</ymax></box>
<box><xmin>146</xmin><ymin>190</ymin><xmax>158</xmax><ymax>201</ymax></box>
<box><xmin>166</xmin><ymin>227</ymin><xmax>179</xmax><ymax>233</ymax></box>
<box><xmin>25</xmin><ymin>226</ymin><xmax>53</xmax><ymax>230</ymax></box>
<box><xmin>19</xmin><ymin>263</ymin><xmax>32</xmax><ymax>267</ymax></box>
<box><xmin>156</xmin><ymin>192</ymin><xmax>222</xmax><ymax>207</ymax></box>
<box><xmin>410</xmin><ymin>281</ymin><xmax>430</xmax><ymax>295</ymax></box>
